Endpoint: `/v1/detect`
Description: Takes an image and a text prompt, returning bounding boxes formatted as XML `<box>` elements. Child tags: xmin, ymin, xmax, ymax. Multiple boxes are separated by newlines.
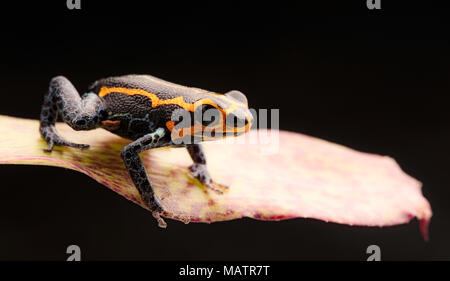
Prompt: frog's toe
<box><xmin>41</xmin><ymin>125</ymin><xmax>90</xmax><ymax>152</ymax></box>
<box><xmin>189</xmin><ymin>163</ymin><xmax>228</xmax><ymax>194</ymax></box>
<box><xmin>64</xmin><ymin>142</ymin><xmax>90</xmax><ymax>150</ymax></box>
<box><xmin>205</xmin><ymin>181</ymin><xmax>229</xmax><ymax>194</ymax></box>
<box><xmin>43</xmin><ymin>139</ymin><xmax>90</xmax><ymax>152</ymax></box>
<box><xmin>152</xmin><ymin>211</ymin><xmax>168</xmax><ymax>228</ymax></box>
<box><xmin>43</xmin><ymin>141</ymin><xmax>55</xmax><ymax>153</ymax></box>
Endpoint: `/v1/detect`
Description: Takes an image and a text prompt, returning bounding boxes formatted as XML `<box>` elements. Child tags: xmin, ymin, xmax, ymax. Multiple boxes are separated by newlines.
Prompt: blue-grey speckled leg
<box><xmin>120</xmin><ymin>128</ymin><xmax>177</xmax><ymax>228</ymax></box>
<box><xmin>40</xmin><ymin>76</ymin><xmax>105</xmax><ymax>152</ymax></box>
<box><xmin>187</xmin><ymin>144</ymin><xmax>228</xmax><ymax>194</ymax></box>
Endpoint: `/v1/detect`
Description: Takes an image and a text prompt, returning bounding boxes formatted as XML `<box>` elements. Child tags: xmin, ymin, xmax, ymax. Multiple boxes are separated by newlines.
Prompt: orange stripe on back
<box><xmin>98</xmin><ymin>86</ymin><xmax>223</xmax><ymax>112</ymax></box>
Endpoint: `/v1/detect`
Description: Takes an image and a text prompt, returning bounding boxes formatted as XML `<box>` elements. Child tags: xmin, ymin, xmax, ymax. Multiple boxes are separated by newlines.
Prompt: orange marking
<box><xmin>165</xmin><ymin>120</ymin><xmax>175</xmax><ymax>131</ymax></box>
<box><xmin>101</xmin><ymin>120</ymin><xmax>121</xmax><ymax>130</ymax></box>
<box><xmin>99</xmin><ymin>86</ymin><xmax>252</xmax><ymax>138</ymax></box>
<box><xmin>99</xmin><ymin>86</ymin><xmax>223</xmax><ymax>112</ymax></box>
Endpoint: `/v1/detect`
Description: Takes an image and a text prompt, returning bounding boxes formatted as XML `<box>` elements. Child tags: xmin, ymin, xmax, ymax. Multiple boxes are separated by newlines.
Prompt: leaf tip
<box><xmin>419</xmin><ymin>218</ymin><xmax>430</xmax><ymax>242</ymax></box>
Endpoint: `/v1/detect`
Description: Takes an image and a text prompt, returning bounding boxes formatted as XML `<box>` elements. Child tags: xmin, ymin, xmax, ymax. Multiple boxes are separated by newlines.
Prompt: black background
<box><xmin>0</xmin><ymin>1</ymin><xmax>448</xmax><ymax>260</ymax></box>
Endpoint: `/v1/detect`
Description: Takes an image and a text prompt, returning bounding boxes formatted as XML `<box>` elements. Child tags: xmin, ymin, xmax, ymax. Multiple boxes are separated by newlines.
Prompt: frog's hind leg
<box><xmin>40</xmin><ymin>76</ymin><xmax>105</xmax><ymax>152</ymax></box>
<box><xmin>186</xmin><ymin>144</ymin><xmax>229</xmax><ymax>194</ymax></box>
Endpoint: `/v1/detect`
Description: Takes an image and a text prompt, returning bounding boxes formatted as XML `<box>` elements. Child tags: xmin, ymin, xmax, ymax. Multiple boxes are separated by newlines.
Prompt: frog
<box><xmin>39</xmin><ymin>74</ymin><xmax>253</xmax><ymax>227</ymax></box>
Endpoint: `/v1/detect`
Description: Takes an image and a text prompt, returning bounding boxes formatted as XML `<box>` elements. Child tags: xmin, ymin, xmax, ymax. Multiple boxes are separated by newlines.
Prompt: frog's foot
<box><xmin>151</xmin><ymin>210</ymin><xmax>168</xmax><ymax>228</ymax></box>
<box><xmin>148</xmin><ymin>202</ymin><xmax>191</xmax><ymax>228</ymax></box>
<box><xmin>140</xmin><ymin>192</ymin><xmax>168</xmax><ymax>228</ymax></box>
<box><xmin>41</xmin><ymin>125</ymin><xmax>90</xmax><ymax>152</ymax></box>
<box><xmin>189</xmin><ymin>163</ymin><xmax>229</xmax><ymax>194</ymax></box>
<box><xmin>142</xmin><ymin>192</ymin><xmax>190</xmax><ymax>228</ymax></box>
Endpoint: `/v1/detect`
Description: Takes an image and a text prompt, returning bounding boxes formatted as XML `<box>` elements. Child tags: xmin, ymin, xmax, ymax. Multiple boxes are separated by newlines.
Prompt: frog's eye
<box><xmin>225</xmin><ymin>90</ymin><xmax>248</xmax><ymax>105</ymax></box>
<box><xmin>195</xmin><ymin>104</ymin><xmax>220</xmax><ymax>127</ymax></box>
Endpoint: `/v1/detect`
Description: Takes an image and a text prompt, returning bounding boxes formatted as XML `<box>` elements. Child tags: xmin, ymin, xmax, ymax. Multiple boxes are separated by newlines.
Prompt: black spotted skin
<box><xmin>39</xmin><ymin>74</ymin><xmax>250</xmax><ymax>227</ymax></box>
<box><xmin>95</xmin><ymin>92</ymin><xmax>160</xmax><ymax>140</ymax></box>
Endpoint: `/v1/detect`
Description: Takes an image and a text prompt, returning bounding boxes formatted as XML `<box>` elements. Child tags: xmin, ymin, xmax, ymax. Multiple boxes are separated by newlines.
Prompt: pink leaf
<box><xmin>0</xmin><ymin>115</ymin><xmax>431</xmax><ymax>239</ymax></box>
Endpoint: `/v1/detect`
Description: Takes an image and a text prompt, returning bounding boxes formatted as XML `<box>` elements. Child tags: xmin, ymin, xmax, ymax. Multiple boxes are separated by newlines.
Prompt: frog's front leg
<box><xmin>187</xmin><ymin>144</ymin><xmax>229</xmax><ymax>194</ymax></box>
<box><xmin>121</xmin><ymin>128</ymin><xmax>187</xmax><ymax>228</ymax></box>
<box><xmin>40</xmin><ymin>76</ymin><xmax>105</xmax><ymax>152</ymax></box>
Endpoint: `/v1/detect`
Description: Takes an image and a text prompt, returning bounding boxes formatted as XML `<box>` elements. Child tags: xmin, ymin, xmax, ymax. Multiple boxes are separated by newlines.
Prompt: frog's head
<box><xmin>202</xmin><ymin>90</ymin><xmax>253</xmax><ymax>139</ymax></box>
<box><xmin>168</xmin><ymin>90</ymin><xmax>253</xmax><ymax>143</ymax></box>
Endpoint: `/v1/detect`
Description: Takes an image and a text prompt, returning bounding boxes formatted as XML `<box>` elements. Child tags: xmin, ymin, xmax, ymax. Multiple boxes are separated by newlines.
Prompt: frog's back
<box><xmin>88</xmin><ymin>74</ymin><xmax>219</xmax><ymax>103</ymax></box>
<box><xmin>86</xmin><ymin>74</ymin><xmax>235</xmax><ymax>141</ymax></box>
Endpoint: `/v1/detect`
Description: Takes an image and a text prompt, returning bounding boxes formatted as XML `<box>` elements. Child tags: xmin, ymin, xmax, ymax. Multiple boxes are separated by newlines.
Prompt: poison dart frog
<box><xmin>39</xmin><ymin>74</ymin><xmax>253</xmax><ymax>227</ymax></box>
